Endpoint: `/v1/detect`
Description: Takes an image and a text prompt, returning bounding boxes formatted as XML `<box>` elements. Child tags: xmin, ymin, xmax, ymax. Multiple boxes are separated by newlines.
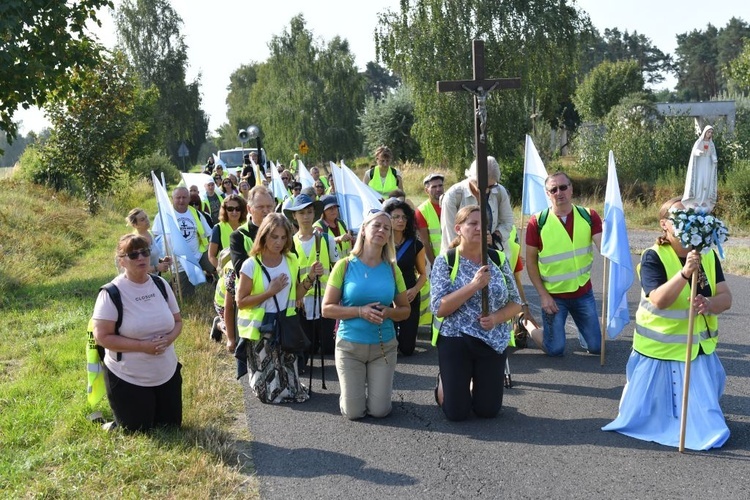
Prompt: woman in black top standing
<box><xmin>384</xmin><ymin>199</ymin><xmax>427</xmax><ymax>355</ymax></box>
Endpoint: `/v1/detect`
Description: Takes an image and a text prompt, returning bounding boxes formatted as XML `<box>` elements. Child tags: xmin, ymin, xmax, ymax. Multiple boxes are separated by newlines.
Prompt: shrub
<box><xmin>126</xmin><ymin>153</ymin><xmax>181</xmax><ymax>185</ymax></box>
<box><xmin>14</xmin><ymin>143</ymin><xmax>78</xmax><ymax>192</ymax></box>
<box><xmin>724</xmin><ymin>159</ymin><xmax>750</xmax><ymax>224</ymax></box>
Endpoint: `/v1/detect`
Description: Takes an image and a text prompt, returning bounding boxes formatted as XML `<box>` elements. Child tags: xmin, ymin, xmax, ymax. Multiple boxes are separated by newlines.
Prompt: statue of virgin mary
<box><xmin>682</xmin><ymin>125</ymin><xmax>718</xmax><ymax>212</ymax></box>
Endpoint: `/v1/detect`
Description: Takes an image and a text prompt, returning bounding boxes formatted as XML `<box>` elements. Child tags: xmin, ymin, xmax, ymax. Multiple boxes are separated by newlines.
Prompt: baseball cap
<box><xmin>423</xmin><ymin>173</ymin><xmax>444</xmax><ymax>185</ymax></box>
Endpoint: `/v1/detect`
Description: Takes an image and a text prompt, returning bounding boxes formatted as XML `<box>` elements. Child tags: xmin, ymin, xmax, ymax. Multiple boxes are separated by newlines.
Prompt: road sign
<box><xmin>177</xmin><ymin>142</ymin><xmax>190</xmax><ymax>157</ymax></box>
<box><xmin>299</xmin><ymin>140</ymin><xmax>309</xmax><ymax>155</ymax></box>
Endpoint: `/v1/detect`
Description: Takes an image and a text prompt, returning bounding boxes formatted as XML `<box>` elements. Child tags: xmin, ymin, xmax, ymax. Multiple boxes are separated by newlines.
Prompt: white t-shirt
<box><xmin>295</xmin><ymin>233</ymin><xmax>339</xmax><ymax>320</ymax></box>
<box><xmin>92</xmin><ymin>274</ymin><xmax>180</xmax><ymax>386</ymax></box>
<box><xmin>240</xmin><ymin>256</ymin><xmax>293</xmax><ymax>312</ymax></box>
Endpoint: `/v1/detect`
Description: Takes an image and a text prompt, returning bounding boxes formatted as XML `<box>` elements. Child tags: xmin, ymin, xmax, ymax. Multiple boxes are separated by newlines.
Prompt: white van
<box><xmin>218</xmin><ymin>147</ymin><xmax>267</xmax><ymax>175</ymax></box>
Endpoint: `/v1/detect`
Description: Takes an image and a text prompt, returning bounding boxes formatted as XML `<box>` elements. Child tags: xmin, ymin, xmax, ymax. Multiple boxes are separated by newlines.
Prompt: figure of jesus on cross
<box><xmin>437</xmin><ymin>39</ymin><xmax>520</xmax><ymax>313</ymax></box>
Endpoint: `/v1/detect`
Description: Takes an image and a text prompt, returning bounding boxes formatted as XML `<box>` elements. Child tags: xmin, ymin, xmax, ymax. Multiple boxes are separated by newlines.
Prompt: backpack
<box><xmin>94</xmin><ymin>274</ymin><xmax>169</xmax><ymax>362</ymax></box>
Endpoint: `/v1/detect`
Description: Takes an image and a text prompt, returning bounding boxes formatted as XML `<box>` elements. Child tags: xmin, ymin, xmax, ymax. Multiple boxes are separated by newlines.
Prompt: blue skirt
<box><xmin>602</xmin><ymin>350</ymin><xmax>729</xmax><ymax>450</ymax></box>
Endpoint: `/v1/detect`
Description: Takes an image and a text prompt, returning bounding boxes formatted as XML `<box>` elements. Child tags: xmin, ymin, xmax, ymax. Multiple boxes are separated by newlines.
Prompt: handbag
<box><xmin>512</xmin><ymin>312</ymin><xmax>529</xmax><ymax>349</ymax></box>
<box><xmin>257</xmin><ymin>258</ymin><xmax>310</xmax><ymax>352</ymax></box>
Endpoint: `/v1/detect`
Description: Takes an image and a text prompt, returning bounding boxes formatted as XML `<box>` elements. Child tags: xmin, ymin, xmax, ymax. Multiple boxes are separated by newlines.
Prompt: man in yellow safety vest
<box><xmin>525</xmin><ymin>172</ymin><xmax>603</xmax><ymax>357</ymax></box>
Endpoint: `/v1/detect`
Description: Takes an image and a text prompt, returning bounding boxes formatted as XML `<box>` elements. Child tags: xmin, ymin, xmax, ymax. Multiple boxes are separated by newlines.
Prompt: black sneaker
<box><xmin>210</xmin><ymin>316</ymin><xmax>222</xmax><ymax>342</ymax></box>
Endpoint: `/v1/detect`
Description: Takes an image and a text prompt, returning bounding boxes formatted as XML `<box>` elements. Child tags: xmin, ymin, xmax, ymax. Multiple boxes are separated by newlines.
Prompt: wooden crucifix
<box><xmin>437</xmin><ymin>39</ymin><xmax>520</xmax><ymax>314</ymax></box>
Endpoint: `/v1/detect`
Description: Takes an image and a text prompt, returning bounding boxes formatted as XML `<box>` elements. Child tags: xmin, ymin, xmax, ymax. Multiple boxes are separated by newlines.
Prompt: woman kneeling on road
<box><xmin>431</xmin><ymin>205</ymin><xmax>521</xmax><ymax>421</ymax></box>
<box><xmin>322</xmin><ymin>209</ymin><xmax>410</xmax><ymax>420</ymax></box>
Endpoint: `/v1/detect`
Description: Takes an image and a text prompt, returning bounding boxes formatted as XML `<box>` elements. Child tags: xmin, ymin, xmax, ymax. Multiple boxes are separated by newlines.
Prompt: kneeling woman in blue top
<box><xmin>603</xmin><ymin>197</ymin><xmax>733</xmax><ymax>450</ymax></box>
<box><xmin>431</xmin><ymin>205</ymin><xmax>521</xmax><ymax>421</ymax></box>
<box><xmin>323</xmin><ymin>209</ymin><xmax>411</xmax><ymax>420</ymax></box>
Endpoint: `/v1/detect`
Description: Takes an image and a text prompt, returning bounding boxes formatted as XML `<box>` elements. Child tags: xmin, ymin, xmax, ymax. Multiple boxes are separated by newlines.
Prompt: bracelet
<box><xmin>680</xmin><ymin>271</ymin><xmax>690</xmax><ymax>281</ymax></box>
<box><xmin>521</xmin><ymin>302</ymin><xmax>528</xmax><ymax>307</ymax></box>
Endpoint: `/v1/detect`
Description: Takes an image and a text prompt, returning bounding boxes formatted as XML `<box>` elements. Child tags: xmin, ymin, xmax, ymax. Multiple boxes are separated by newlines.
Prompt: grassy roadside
<box><xmin>0</xmin><ymin>179</ymin><xmax>258</xmax><ymax>498</ymax></box>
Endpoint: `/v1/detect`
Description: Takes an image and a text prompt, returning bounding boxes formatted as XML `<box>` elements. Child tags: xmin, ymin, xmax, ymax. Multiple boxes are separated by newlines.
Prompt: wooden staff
<box><xmin>678</xmin><ymin>269</ymin><xmax>699</xmax><ymax>453</ymax></box>
<box><xmin>599</xmin><ymin>256</ymin><xmax>609</xmax><ymax>366</ymax></box>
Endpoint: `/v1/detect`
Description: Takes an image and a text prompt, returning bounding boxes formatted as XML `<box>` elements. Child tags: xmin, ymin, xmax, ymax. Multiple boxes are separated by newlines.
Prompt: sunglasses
<box><xmin>367</xmin><ymin>208</ymin><xmax>391</xmax><ymax>218</ymax></box>
<box><xmin>122</xmin><ymin>248</ymin><xmax>151</xmax><ymax>260</ymax></box>
<box><xmin>225</xmin><ymin>206</ymin><xmax>241</xmax><ymax>212</ymax></box>
<box><xmin>547</xmin><ymin>184</ymin><xmax>570</xmax><ymax>195</ymax></box>
<box><xmin>390</xmin><ymin>214</ymin><xmax>408</xmax><ymax>221</ymax></box>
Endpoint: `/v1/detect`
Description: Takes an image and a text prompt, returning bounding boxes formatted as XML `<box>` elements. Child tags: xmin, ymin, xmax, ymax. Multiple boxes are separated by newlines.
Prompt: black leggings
<box><xmin>104</xmin><ymin>363</ymin><xmax>182</xmax><ymax>432</ymax></box>
<box><xmin>437</xmin><ymin>334</ymin><xmax>507</xmax><ymax>421</ymax></box>
<box><xmin>395</xmin><ymin>292</ymin><xmax>421</xmax><ymax>356</ymax></box>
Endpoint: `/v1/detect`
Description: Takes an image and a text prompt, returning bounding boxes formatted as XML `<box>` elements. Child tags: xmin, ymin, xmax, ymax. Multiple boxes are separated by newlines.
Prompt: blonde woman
<box><xmin>236</xmin><ymin>213</ymin><xmax>310</xmax><ymax>404</ymax></box>
<box><xmin>322</xmin><ymin>209</ymin><xmax>410</xmax><ymax>420</ymax></box>
<box><xmin>125</xmin><ymin>208</ymin><xmax>171</xmax><ymax>274</ymax></box>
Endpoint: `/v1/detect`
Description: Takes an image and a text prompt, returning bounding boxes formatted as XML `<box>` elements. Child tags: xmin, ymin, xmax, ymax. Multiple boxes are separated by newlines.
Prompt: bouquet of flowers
<box><xmin>669</xmin><ymin>207</ymin><xmax>729</xmax><ymax>257</ymax></box>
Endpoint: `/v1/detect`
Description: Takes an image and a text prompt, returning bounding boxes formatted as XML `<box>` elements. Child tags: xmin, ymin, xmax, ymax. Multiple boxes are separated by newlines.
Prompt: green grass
<box><xmin>0</xmin><ymin>178</ymin><xmax>258</xmax><ymax>498</ymax></box>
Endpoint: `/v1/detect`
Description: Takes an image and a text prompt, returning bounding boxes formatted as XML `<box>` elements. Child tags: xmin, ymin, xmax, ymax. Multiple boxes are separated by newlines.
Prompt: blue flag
<box><xmin>601</xmin><ymin>151</ymin><xmax>634</xmax><ymax>339</ymax></box>
<box><xmin>522</xmin><ymin>135</ymin><xmax>552</xmax><ymax>216</ymax></box>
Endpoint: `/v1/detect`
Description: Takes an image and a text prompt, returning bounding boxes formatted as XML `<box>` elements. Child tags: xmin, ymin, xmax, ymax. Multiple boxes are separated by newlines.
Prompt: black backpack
<box><xmin>97</xmin><ymin>274</ymin><xmax>169</xmax><ymax>361</ymax></box>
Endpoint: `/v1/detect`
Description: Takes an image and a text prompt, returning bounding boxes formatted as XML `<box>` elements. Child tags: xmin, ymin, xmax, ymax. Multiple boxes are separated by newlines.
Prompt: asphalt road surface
<box><xmin>241</xmin><ymin>241</ymin><xmax>750</xmax><ymax>499</ymax></box>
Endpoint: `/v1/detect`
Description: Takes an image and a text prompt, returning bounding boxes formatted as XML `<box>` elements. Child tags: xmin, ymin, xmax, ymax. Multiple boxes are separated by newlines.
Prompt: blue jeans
<box><xmin>542</xmin><ymin>289</ymin><xmax>601</xmax><ymax>356</ymax></box>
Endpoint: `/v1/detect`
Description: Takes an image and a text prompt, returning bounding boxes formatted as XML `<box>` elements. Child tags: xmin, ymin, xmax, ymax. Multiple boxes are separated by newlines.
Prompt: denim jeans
<box><xmin>542</xmin><ymin>288</ymin><xmax>601</xmax><ymax>356</ymax></box>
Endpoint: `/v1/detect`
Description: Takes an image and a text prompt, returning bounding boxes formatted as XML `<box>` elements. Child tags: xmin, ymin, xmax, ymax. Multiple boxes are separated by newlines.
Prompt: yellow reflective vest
<box><xmin>368</xmin><ymin>166</ymin><xmax>399</xmax><ymax>196</ymax></box>
<box><xmin>417</xmin><ymin>199</ymin><xmax>441</xmax><ymax>257</ymax></box>
<box><xmin>236</xmin><ymin>254</ymin><xmax>299</xmax><ymax>340</ymax></box>
<box><xmin>536</xmin><ymin>206</ymin><xmax>593</xmax><ymax>294</ymax></box>
<box><xmin>634</xmin><ymin>244</ymin><xmax>718</xmax><ymax>361</ymax></box>
<box><xmin>214</xmin><ymin>260</ymin><xmax>234</xmax><ymax>308</ymax></box>
<box><xmin>217</xmin><ymin>221</ymin><xmax>234</xmax><ymax>250</ymax></box>
<box><xmin>314</xmin><ymin>219</ymin><xmax>351</xmax><ymax>257</ymax></box>
<box><xmin>294</xmin><ymin>233</ymin><xmax>331</xmax><ymax>298</ymax></box>
<box><xmin>186</xmin><ymin>205</ymin><xmax>209</xmax><ymax>253</ymax></box>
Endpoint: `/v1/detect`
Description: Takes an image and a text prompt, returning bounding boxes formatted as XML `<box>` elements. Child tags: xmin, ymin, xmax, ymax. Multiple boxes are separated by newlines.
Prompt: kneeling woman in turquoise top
<box><xmin>323</xmin><ymin>209</ymin><xmax>411</xmax><ymax>420</ymax></box>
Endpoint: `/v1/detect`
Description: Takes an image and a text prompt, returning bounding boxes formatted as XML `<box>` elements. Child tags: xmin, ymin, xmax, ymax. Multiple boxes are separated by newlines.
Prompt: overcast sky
<box><xmin>14</xmin><ymin>0</ymin><xmax>746</xmax><ymax>135</ymax></box>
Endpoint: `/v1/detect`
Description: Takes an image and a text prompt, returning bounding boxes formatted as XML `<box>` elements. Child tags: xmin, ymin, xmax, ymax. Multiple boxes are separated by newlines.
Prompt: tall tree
<box><xmin>244</xmin><ymin>15</ymin><xmax>365</xmax><ymax>163</ymax></box>
<box><xmin>42</xmin><ymin>52</ymin><xmax>155</xmax><ymax>213</ymax></box>
<box><xmin>115</xmin><ymin>0</ymin><xmax>208</xmax><ymax>166</ymax></box>
<box><xmin>0</xmin><ymin>0</ymin><xmax>112</xmax><ymax>144</ymax></box>
<box><xmin>727</xmin><ymin>41</ymin><xmax>750</xmax><ymax>93</ymax></box>
<box><xmin>675</xmin><ymin>18</ymin><xmax>750</xmax><ymax>100</ymax></box>
<box><xmin>363</xmin><ymin>62</ymin><xmax>401</xmax><ymax>101</ymax></box>
<box><xmin>573</xmin><ymin>59</ymin><xmax>645</xmax><ymax>123</ymax></box>
<box><xmin>360</xmin><ymin>86</ymin><xmax>419</xmax><ymax>161</ymax></box>
<box><xmin>376</xmin><ymin>0</ymin><xmax>589</xmax><ymax>168</ymax></box>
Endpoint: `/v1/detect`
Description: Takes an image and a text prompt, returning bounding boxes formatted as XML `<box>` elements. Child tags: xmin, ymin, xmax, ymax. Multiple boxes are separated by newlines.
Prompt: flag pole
<box><xmin>600</xmin><ymin>256</ymin><xmax>609</xmax><ymax>366</ymax></box>
<box><xmin>678</xmin><ymin>269</ymin><xmax>699</xmax><ymax>453</ymax></box>
<box><xmin>154</xmin><ymin>171</ymin><xmax>183</xmax><ymax>304</ymax></box>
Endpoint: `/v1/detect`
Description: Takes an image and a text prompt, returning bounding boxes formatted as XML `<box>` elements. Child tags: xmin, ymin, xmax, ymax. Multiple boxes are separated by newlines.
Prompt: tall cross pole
<box><xmin>437</xmin><ymin>39</ymin><xmax>521</xmax><ymax>313</ymax></box>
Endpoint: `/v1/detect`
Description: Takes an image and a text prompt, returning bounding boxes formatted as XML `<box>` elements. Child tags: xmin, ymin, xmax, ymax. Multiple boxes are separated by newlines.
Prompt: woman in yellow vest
<box><xmin>362</xmin><ymin>145</ymin><xmax>403</xmax><ymax>197</ymax></box>
<box><xmin>235</xmin><ymin>213</ymin><xmax>312</xmax><ymax>404</ymax></box>
<box><xmin>208</xmin><ymin>194</ymin><xmax>247</xmax><ymax>270</ymax></box>
<box><xmin>430</xmin><ymin>205</ymin><xmax>522</xmax><ymax>421</ymax></box>
<box><xmin>603</xmin><ymin>197</ymin><xmax>733</xmax><ymax>450</ymax></box>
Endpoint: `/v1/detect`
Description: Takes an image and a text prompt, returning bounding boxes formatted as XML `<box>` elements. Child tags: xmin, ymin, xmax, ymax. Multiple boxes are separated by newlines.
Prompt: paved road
<box><xmin>241</xmin><ymin>244</ymin><xmax>750</xmax><ymax>499</ymax></box>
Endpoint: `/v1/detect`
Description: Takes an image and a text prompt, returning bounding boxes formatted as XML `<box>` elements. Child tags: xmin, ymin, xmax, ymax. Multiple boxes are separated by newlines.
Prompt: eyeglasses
<box><xmin>315</xmin><ymin>185</ymin><xmax>324</xmax><ymax>189</ymax></box>
<box><xmin>122</xmin><ymin>248</ymin><xmax>151</xmax><ymax>260</ymax></box>
<box><xmin>225</xmin><ymin>206</ymin><xmax>241</xmax><ymax>212</ymax></box>
<box><xmin>390</xmin><ymin>214</ymin><xmax>408</xmax><ymax>221</ymax></box>
<box><xmin>547</xmin><ymin>184</ymin><xmax>570</xmax><ymax>195</ymax></box>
